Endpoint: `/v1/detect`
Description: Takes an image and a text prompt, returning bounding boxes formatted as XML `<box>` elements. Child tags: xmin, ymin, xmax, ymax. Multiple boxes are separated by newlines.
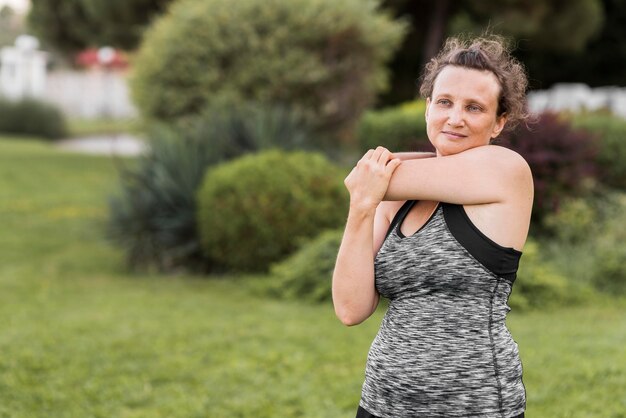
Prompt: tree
<box><xmin>27</xmin><ymin>0</ymin><xmax>174</xmax><ymax>54</ymax></box>
<box><xmin>515</xmin><ymin>0</ymin><xmax>626</xmax><ymax>88</ymax></box>
<box><xmin>379</xmin><ymin>0</ymin><xmax>605</xmax><ymax>105</ymax></box>
<box><xmin>131</xmin><ymin>0</ymin><xmax>406</xmax><ymax>139</ymax></box>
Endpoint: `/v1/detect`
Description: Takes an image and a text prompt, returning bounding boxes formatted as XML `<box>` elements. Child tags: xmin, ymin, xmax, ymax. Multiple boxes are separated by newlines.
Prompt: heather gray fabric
<box><xmin>360</xmin><ymin>204</ymin><xmax>526</xmax><ymax>418</ymax></box>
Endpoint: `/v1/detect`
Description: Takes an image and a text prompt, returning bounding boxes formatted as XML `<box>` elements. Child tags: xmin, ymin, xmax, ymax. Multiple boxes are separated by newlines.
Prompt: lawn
<box><xmin>0</xmin><ymin>136</ymin><xmax>624</xmax><ymax>418</ymax></box>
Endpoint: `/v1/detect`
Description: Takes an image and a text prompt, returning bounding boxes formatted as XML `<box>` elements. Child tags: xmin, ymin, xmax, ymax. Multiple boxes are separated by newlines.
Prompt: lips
<box><xmin>441</xmin><ymin>130</ymin><xmax>467</xmax><ymax>139</ymax></box>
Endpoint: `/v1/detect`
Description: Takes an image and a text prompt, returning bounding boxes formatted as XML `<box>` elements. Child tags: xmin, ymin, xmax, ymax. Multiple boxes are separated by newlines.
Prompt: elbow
<box><xmin>334</xmin><ymin>306</ymin><xmax>366</xmax><ymax>327</ymax></box>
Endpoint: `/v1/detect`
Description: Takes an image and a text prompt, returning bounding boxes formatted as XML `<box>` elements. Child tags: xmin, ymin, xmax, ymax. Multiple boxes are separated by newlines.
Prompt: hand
<box><xmin>344</xmin><ymin>146</ymin><xmax>402</xmax><ymax>212</ymax></box>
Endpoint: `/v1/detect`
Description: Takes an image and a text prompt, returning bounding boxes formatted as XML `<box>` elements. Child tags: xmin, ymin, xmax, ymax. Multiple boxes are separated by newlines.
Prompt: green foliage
<box><xmin>541</xmin><ymin>193</ymin><xmax>626</xmax><ymax>296</ymax></box>
<box><xmin>106</xmin><ymin>103</ymin><xmax>323</xmax><ymax>272</ymax></box>
<box><xmin>197</xmin><ymin>150</ymin><xmax>348</xmax><ymax>272</ymax></box>
<box><xmin>356</xmin><ymin>100</ymin><xmax>431</xmax><ymax>152</ymax></box>
<box><xmin>454</xmin><ymin>0</ymin><xmax>604</xmax><ymax>53</ymax></box>
<box><xmin>378</xmin><ymin>0</ymin><xmax>607</xmax><ymax>104</ymax></box>
<box><xmin>589</xmin><ymin>193</ymin><xmax>626</xmax><ymax>295</ymax></box>
<box><xmin>543</xmin><ymin>196</ymin><xmax>597</xmax><ymax>244</ymax></box>
<box><xmin>28</xmin><ymin>0</ymin><xmax>173</xmax><ymax>53</ymax></box>
<box><xmin>509</xmin><ymin>239</ymin><xmax>581</xmax><ymax>311</ymax></box>
<box><xmin>502</xmin><ymin>112</ymin><xmax>599</xmax><ymax>224</ymax></box>
<box><xmin>515</xmin><ymin>0</ymin><xmax>626</xmax><ymax>89</ymax></box>
<box><xmin>261</xmin><ymin>229</ymin><xmax>342</xmax><ymax>303</ymax></box>
<box><xmin>179</xmin><ymin>100</ymin><xmax>323</xmax><ymax>160</ymax></box>
<box><xmin>569</xmin><ymin>112</ymin><xmax>626</xmax><ymax>189</ymax></box>
<box><xmin>107</xmin><ymin>131</ymin><xmax>217</xmax><ymax>272</ymax></box>
<box><xmin>131</xmin><ymin>0</ymin><xmax>406</xmax><ymax>137</ymax></box>
<box><xmin>592</xmin><ymin>243</ymin><xmax>626</xmax><ymax>295</ymax></box>
<box><xmin>0</xmin><ymin>97</ymin><xmax>67</xmax><ymax>139</ymax></box>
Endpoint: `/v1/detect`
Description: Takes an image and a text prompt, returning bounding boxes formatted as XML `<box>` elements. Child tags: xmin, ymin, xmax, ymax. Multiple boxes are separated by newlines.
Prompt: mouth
<box><xmin>441</xmin><ymin>130</ymin><xmax>467</xmax><ymax>139</ymax></box>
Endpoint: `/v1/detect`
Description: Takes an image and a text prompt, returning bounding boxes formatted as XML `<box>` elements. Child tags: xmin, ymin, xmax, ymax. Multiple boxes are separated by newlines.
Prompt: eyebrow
<box><xmin>434</xmin><ymin>93</ymin><xmax>490</xmax><ymax>109</ymax></box>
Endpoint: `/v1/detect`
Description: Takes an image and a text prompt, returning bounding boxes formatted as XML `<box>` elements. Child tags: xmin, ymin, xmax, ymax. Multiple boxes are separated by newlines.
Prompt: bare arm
<box><xmin>384</xmin><ymin>145</ymin><xmax>532</xmax><ymax>205</ymax></box>
<box><xmin>393</xmin><ymin>151</ymin><xmax>436</xmax><ymax>161</ymax></box>
<box><xmin>332</xmin><ymin>206</ymin><xmax>379</xmax><ymax>326</ymax></box>
<box><xmin>332</xmin><ymin>148</ymin><xmax>402</xmax><ymax>326</ymax></box>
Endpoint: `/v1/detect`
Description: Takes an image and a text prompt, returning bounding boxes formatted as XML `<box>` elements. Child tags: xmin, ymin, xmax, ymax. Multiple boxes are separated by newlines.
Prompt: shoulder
<box><xmin>463</xmin><ymin>144</ymin><xmax>527</xmax><ymax>163</ymax></box>
<box><xmin>461</xmin><ymin>145</ymin><xmax>532</xmax><ymax>179</ymax></box>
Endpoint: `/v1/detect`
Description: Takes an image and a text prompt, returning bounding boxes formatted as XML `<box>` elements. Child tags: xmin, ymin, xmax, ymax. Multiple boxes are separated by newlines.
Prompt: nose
<box><xmin>446</xmin><ymin>105</ymin><xmax>464</xmax><ymax>127</ymax></box>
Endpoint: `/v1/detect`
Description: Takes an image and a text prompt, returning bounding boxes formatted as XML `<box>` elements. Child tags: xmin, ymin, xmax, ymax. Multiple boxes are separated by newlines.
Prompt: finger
<box><xmin>371</xmin><ymin>146</ymin><xmax>386</xmax><ymax>162</ymax></box>
<box><xmin>384</xmin><ymin>158</ymin><xmax>402</xmax><ymax>175</ymax></box>
<box><xmin>378</xmin><ymin>149</ymin><xmax>392</xmax><ymax>164</ymax></box>
<box><xmin>360</xmin><ymin>149</ymin><xmax>375</xmax><ymax>162</ymax></box>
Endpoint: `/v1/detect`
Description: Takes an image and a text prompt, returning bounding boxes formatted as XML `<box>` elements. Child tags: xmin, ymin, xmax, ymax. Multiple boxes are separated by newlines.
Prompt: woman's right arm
<box><xmin>332</xmin><ymin>205</ymin><xmax>379</xmax><ymax>326</ymax></box>
<box><xmin>332</xmin><ymin>148</ymin><xmax>401</xmax><ymax>326</ymax></box>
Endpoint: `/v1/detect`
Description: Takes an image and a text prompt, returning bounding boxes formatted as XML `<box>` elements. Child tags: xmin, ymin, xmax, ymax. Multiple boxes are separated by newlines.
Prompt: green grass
<box><xmin>67</xmin><ymin>118</ymin><xmax>142</xmax><ymax>138</ymax></box>
<box><xmin>1</xmin><ymin>136</ymin><xmax>625</xmax><ymax>417</ymax></box>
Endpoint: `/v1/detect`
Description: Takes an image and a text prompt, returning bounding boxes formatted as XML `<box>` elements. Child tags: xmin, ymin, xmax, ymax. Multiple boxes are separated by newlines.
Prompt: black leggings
<box><xmin>356</xmin><ymin>405</ymin><xmax>525</xmax><ymax>418</ymax></box>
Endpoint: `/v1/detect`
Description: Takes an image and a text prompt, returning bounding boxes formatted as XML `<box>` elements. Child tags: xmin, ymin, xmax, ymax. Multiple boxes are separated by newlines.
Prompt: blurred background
<box><xmin>0</xmin><ymin>0</ymin><xmax>624</xmax><ymax>417</ymax></box>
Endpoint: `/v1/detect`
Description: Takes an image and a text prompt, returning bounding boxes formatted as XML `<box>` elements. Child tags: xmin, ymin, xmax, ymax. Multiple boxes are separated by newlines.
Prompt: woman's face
<box><xmin>425</xmin><ymin>65</ymin><xmax>506</xmax><ymax>157</ymax></box>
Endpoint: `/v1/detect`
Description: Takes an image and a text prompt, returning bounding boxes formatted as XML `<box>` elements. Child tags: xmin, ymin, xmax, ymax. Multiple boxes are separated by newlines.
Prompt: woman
<box><xmin>332</xmin><ymin>35</ymin><xmax>532</xmax><ymax>418</ymax></box>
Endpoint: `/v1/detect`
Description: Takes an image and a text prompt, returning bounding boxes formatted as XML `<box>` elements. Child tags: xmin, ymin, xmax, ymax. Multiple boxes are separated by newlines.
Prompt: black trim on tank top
<box><xmin>356</xmin><ymin>405</ymin><xmax>525</xmax><ymax>418</ymax></box>
<box><xmin>396</xmin><ymin>200</ymin><xmax>440</xmax><ymax>239</ymax></box>
<box><xmin>442</xmin><ymin>202</ymin><xmax>521</xmax><ymax>283</ymax></box>
<box><xmin>384</xmin><ymin>200</ymin><xmax>415</xmax><ymax>241</ymax></box>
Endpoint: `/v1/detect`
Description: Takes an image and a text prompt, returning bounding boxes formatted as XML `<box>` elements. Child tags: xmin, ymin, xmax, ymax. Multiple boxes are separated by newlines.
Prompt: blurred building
<box><xmin>0</xmin><ymin>34</ymin><xmax>46</xmax><ymax>99</ymax></box>
<box><xmin>0</xmin><ymin>35</ymin><xmax>137</xmax><ymax>119</ymax></box>
<box><xmin>527</xmin><ymin>84</ymin><xmax>626</xmax><ymax>119</ymax></box>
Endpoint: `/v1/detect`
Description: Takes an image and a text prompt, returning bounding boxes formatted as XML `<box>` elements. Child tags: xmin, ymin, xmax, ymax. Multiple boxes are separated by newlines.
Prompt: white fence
<box><xmin>43</xmin><ymin>69</ymin><xmax>138</xmax><ymax>119</ymax></box>
<box><xmin>527</xmin><ymin>83</ymin><xmax>626</xmax><ymax>119</ymax></box>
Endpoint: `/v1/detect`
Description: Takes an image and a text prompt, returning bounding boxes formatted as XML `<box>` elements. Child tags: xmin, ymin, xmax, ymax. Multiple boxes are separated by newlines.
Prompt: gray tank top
<box><xmin>360</xmin><ymin>201</ymin><xmax>526</xmax><ymax>418</ymax></box>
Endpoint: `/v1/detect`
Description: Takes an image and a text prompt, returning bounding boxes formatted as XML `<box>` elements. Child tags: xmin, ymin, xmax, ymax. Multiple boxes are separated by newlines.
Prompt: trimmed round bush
<box><xmin>197</xmin><ymin>150</ymin><xmax>348</xmax><ymax>272</ymax></box>
<box><xmin>107</xmin><ymin>102</ymin><xmax>323</xmax><ymax>273</ymax></box>
<box><xmin>0</xmin><ymin>97</ymin><xmax>67</xmax><ymax>139</ymax></box>
<box><xmin>357</xmin><ymin>100</ymin><xmax>431</xmax><ymax>152</ymax></box>
<box><xmin>263</xmin><ymin>229</ymin><xmax>342</xmax><ymax>302</ymax></box>
<box><xmin>131</xmin><ymin>0</ymin><xmax>406</xmax><ymax>137</ymax></box>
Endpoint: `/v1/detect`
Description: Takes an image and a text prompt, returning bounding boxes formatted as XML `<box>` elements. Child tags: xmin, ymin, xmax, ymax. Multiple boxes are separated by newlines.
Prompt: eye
<box><xmin>436</xmin><ymin>99</ymin><xmax>451</xmax><ymax>106</ymax></box>
<box><xmin>467</xmin><ymin>104</ymin><xmax>483</xmax><ymax>112</ymax></box>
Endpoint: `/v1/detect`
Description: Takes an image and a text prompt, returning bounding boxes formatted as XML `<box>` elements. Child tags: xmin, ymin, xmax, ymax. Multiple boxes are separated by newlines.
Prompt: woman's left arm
<box><xmin>394</xmin><ymin>151</ymin><xmax>436</xmax><ymax>161</ymax></box>
<box><xmin>383</xmin><ymin>145</ymin><xmax>532</xmax><ymax>205</ymax></box>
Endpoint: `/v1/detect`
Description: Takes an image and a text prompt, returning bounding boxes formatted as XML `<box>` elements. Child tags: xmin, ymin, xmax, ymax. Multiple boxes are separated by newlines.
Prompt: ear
<box><xmin>425</xmin><ymin>97</ymin><xmax>431</xmax><ymax>121</ymax></box>
<box><xmin>491</xmin><ymin>113</ymin><xmax>507</xmax><ymax>138</ymax></box>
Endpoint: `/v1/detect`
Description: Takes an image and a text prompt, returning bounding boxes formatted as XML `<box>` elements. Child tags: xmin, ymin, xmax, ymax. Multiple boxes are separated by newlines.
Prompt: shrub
<box><xmin>356</xmin><ymin>100</ymin><xmax>432</xmax><ymax>152</ymax></box>
<box><xmin>261</xmin><ymin>229</ymin><xmax>342</xmax><ymax>303</ymax></box>
<box><xmin>540</xmin><ymin>192</ymin><xmax>626</xmax><ymax>297</ymax></box>
<box><xmin>0</xmin><ymin>97</ymin><xmax>67</xmax><ymax>139</ymax></box>
<box><xmin>501</xmin><ymin>112</ymin><xmax>598</xmax><ymax>224</ymax></box>
<box><xmin>107</xmin><ymin>104</ymin><xmax>319</xmax><ymax>272</ymax></box>
<box><xmin>543</xmin><ymin>196</ymin><xmax>597</xmax><ymax>244</ymax></box>
<box><xmin>131</xmin><ymin>0</ymin><xmax>406</xmax><ymax>138</ymax></box>
<box><xmin>592</xmin><ymin>244</ymin><xmax>626</xmax><ymax>295</ymax></box>
<box><xmin>509</xmin><ymin>238</ymin><xmax>580</xmax><ymax>311</ymax></box>
<box><xmin>180</xmin><ymin>100</ymin><xmax>323</xmax><ymax>160</ymax></box>
<box><xmin>197</xmin><ymin>150</ymin><xmax>348</xmax><ymax>272</ymax></box>
<box><xmin>568</xmin><ymin>112</ymin><xmax>626</xmax><ymax>189</ymax></box>
<box><xmin>589</xmin><ymin>193</ymin><xmax>626</xmax><ymax>295</ymax></box>
<box><xmin>106</xmin><ymin>130</ymin><xmax>216</xmax><ymax>272</ymax></box>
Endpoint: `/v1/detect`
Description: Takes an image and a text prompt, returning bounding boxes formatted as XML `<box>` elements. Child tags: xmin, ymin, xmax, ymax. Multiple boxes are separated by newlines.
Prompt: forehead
<box><xmin>432</xmin><ymin>65</ymin><xmax>501</xmax><ymax>105</ymax></box>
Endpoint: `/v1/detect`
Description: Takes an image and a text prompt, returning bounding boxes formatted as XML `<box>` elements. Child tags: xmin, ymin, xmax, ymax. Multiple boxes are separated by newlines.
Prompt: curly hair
<box><xmin>419</xmin><ymin>35</ymin><xmax>529</xmax><ymax>130</ymax></box>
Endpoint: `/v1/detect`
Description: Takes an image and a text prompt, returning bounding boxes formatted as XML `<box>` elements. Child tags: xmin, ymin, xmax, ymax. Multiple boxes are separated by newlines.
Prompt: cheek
<box><xmin>426</xmin><ymin>109</ymin><xmax>443</xmax><ymax>128</ymax></box>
